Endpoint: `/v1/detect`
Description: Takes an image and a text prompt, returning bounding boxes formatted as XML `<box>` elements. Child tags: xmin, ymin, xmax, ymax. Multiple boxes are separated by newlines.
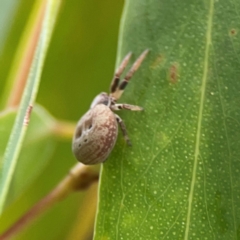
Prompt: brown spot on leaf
<box><xmin>169</xmin><ymin>63</ymin><xmax>179</xmax><ymax>84</ymax></box>
<box><xmin>230</xmin><ymin>29</ymin><xmax>237</xmax><ymax>36</ymax></box>
<box><xmin>150</xmin><ymin>54</ymin><xmax>164</xmax><ymax>69</ymax></box>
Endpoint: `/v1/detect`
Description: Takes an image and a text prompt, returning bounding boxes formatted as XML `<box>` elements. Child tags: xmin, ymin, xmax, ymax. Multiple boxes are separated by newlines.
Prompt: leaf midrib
<box><xmin>184</xmin><ymin>0</ymin><xmax>214</xmax><ymax>239</ymax></box>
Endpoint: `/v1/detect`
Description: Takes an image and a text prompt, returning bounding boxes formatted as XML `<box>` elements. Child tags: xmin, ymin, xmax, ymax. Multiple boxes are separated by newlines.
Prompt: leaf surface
<box><xmin>95</xmin><ymin>0</ymin><xmax>240</xmax><ymax>239</ymax></box>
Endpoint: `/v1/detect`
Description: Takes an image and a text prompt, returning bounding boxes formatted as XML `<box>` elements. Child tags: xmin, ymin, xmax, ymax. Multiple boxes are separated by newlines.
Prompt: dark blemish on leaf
<box><xmin>169</xmin><ymin>63</ymin><xmax>179</xmax><ymax>84</ymax></box>
<box><xmin>150</xmin><ymin>54</ymin><xmax>164</xmax><ymax>69</ymax></box>
<box><xmin>230</xmin><ymin>29</ymin><xmax>237</xmax><ymax>36</ymax></box>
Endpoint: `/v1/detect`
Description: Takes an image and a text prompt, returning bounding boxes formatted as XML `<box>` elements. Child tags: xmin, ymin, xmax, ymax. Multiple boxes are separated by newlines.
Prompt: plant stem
<box><xmin>52</xmin><ymin>120</ymin><xmax>76</xmax><ymax>140</ymax></box>
<box><xmin>0</xmin><ymin>163</ymin><xmax>99</xmax><ymax>240</ymax></box>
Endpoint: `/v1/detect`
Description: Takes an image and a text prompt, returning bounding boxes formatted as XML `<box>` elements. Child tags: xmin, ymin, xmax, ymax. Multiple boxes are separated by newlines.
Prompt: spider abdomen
<box><xmin>72</xmin><ymin>104</ymin><xmax>118</xmax><ymax>164</ymax></box>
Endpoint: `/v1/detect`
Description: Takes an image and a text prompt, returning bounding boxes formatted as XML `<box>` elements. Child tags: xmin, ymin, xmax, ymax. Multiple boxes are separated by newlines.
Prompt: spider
<box><xmin>72</xmin><ymin>49</ymin><xmax>149</xmax><ymax>164</ymax></box>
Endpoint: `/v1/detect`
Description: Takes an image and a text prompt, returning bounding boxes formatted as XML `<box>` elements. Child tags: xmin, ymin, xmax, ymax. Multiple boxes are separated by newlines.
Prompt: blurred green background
<box><xmin>2</xmin><ymin>0</ymin><xmax>240</xmax><ymax>239</ymax></box>
<box><xmin>38</xmin><ymin>0</ymin><xmax>124</xmax><ymax>120</ymax></box>
<box><xmin>0</xmin><ymin>0</ymin><xmax>124</xmax><ymax>239</ymax></box>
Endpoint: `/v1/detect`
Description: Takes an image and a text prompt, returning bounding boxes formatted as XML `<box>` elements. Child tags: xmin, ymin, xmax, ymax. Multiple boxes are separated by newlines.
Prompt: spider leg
<box><xmin>111</xmin><ymin>103</ymin><xmax>143</xmax><ymax>111</ymax></box>
<box><xmin>115</xmin><ymin>114</ymin><xmax>132</xmax><ymax>146</ymax></box>
<box><xmin>111</xmin><ymin>49</ymin><xmax>149</xmax><ymax>100</ymax></box>
<box><xmin>110</xmin><ymin>52</ymin><xmax>132</xmax><ymax>95</ymax></box>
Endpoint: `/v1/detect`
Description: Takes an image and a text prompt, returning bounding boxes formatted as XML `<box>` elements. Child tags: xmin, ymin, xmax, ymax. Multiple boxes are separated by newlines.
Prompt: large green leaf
<box><xmin>95</xmin><ymin>0</ymin><xmax>240</xmax><ymax>239</ymax></box>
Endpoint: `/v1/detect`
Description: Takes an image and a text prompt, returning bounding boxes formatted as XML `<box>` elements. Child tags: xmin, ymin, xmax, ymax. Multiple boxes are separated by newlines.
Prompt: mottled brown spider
<box><xmin>72</xmin><ymin>50</ymin><xmax>149</xmax><ymax>164</ymax></box>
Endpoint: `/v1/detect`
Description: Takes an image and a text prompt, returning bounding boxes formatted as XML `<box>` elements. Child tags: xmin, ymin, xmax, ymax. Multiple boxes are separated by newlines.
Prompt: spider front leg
<box><xmin>111</xmin><ymin>49</ymin><xmax>149</xmax><ymax>100</ymax></box>
<box><xmin>110</xmin><ymin>52</ymin><xmax>132</xmax><ymax>95</ymax></box>
<box><xmin>115</xmin><ymin>114</ymin><xmax>132</xmax><ymax>146</ymax></box>
<box><xmin>111</xmin><ymin>103</ymin><xmax>143</xmax><ymax>111</ymax></box>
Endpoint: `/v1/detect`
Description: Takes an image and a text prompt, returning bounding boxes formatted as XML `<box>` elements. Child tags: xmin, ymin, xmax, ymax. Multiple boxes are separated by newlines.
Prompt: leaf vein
<box><xmin>184</xmin><ymin>1</ymin><xmax>214</xmax><ymax>239</ymax></box>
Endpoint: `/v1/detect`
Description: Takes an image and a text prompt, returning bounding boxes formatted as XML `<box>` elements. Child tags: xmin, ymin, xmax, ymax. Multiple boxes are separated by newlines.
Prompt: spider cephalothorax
<box><xmin>72</xmin><ymin>50</ymin><xmax>149</xmax><ymax>165</ymax></box>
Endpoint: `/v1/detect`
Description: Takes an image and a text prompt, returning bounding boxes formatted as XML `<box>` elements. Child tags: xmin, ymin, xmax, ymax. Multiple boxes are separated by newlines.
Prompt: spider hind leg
<box><xmin>115</xmin><ymin>114</ymin><xmax>132</xmax><ymax>146</ymax></box>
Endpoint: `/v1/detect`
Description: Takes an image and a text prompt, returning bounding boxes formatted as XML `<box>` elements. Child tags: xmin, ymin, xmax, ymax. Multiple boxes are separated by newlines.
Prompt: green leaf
<box><xmin>0</xmin><ymin>0</ymin><xmax>20</xmax><ymax>55</ymax></box>
<box><xmin>0</xmin><ymin>110</ymin><xmax>16</xmax><ymax>165</ymax></box>
<box><xmin>95</xmin><ymin>0</ymin><xmax>240</xmax><ymax>239</ymax></box>
<box><xmin>0</xmin><ymin>105</ymin><xmax>56</xmax><ymax>206</ymax></box>
<box><xmin>0</xmin><ymin>0</ymin><xmax>61</xmax><ymax>214</ymax></box>
<box><xmin>0</xmin><ymin>0</ymin><xmax>35</xmax><ymax>100</ymax></box>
